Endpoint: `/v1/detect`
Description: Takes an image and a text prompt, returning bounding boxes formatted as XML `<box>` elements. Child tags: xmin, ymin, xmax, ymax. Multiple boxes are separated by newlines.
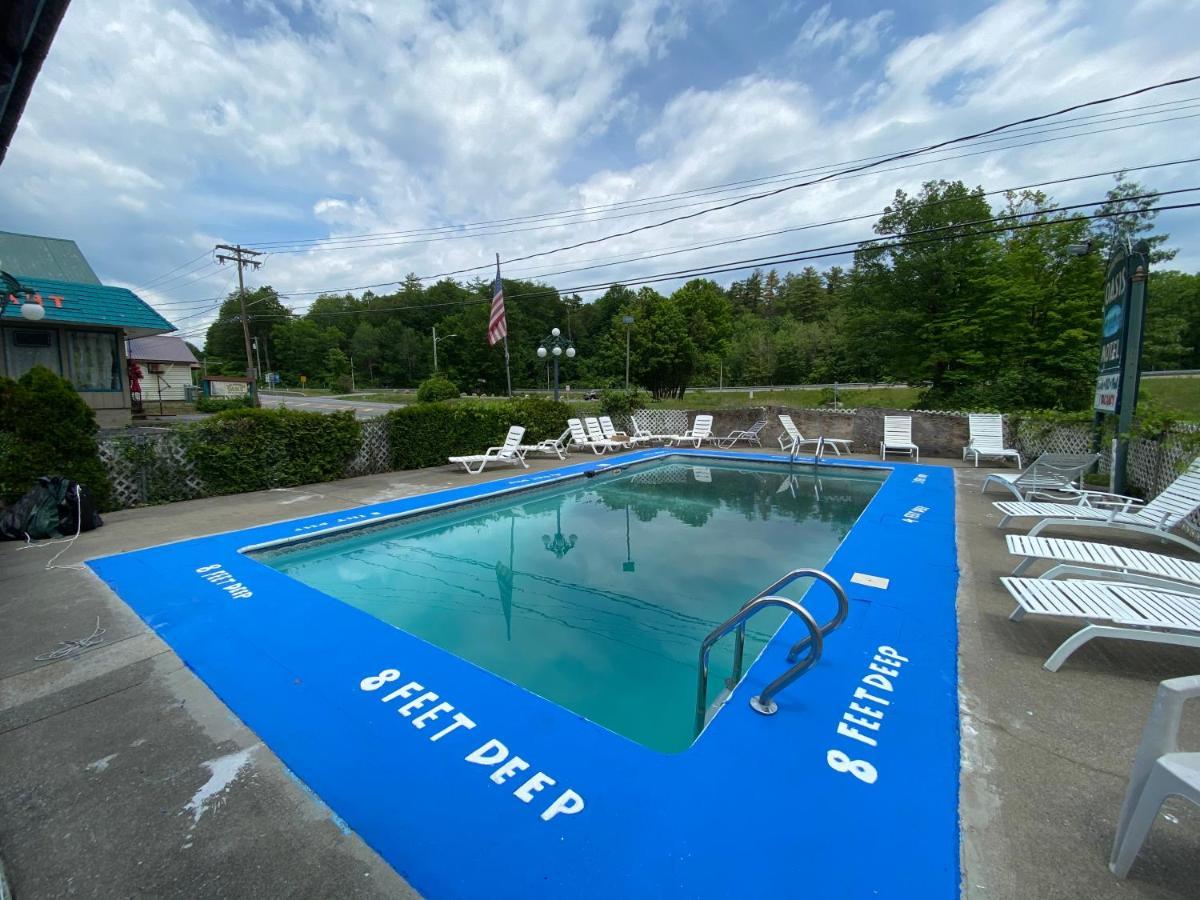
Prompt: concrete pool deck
<box><xmin>1</xmin><ymin>452</ymin><xmax>1197</xmax><ymax>897</ymax></box>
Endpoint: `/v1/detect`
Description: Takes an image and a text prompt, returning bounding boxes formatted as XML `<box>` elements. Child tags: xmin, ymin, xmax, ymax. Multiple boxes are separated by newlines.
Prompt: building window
<box><xmin>3</xmin><ymin>327</ymin><xmax>61</xmax><ymax>377</ymax></box>
<box><xmin>68</xmin><ymin>330</ymin><xmax>121</xmax><ymax>391</ymax></box>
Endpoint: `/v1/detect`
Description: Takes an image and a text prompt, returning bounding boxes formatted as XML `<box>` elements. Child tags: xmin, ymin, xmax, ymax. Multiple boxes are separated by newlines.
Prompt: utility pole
<box><xmin>215</xmin><ymin>244</ymin><xmax>263</xmax><ymax>405</ymax></box>
<box><xmin>252</xmin><ymin>336</ymin><xmax>263</xmax><ymax>384</ymax></box>
<box><xmin>433</xmin><ymin>325</ymin><xmax>439</xmax><ymax>373</ymax></box>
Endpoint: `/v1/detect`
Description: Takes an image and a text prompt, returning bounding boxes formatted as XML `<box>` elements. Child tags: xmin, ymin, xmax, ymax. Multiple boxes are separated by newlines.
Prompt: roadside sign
<box><xmin>300</xmin><ymin>374</ymin><xmax>307</xmax><ymax>385</ymax></box>
<box><xmin>1094</xmin><ymin>245</ymin><xmax>1133</xmax><ymax>413</ymax></box>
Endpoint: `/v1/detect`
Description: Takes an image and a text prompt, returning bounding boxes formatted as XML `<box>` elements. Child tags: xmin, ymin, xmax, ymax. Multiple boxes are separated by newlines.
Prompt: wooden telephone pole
<box><xmin>214</xmin><ymin>244</ymin><xmax>263</xmax><ymax>404</ymax></box>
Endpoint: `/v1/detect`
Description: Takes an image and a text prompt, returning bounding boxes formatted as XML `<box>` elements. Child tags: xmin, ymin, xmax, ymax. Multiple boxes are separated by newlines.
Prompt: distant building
<box><xmin>0</xmin><ymin>230</ymin><xmax>174</xmax><ymax>426</ymax></box>
<box><xmin>126</xmin><ymin>335</ymin><xmax>200</xmax><ymax>404</ymax></box>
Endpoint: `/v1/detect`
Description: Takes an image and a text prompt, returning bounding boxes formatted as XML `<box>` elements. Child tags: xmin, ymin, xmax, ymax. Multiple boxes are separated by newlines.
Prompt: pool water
<box><xmin>255</xmin><ymin>458</ymin><xmax>884</xmax><ymax>752</ymax></box>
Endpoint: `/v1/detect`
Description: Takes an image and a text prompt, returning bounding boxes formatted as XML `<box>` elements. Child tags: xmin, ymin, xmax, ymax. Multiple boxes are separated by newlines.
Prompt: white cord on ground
<box><xmin>35</xmin><ymin>616</ymin><xmax>106</xmax><ymax>661</ymax></box>
<box><xmin>18</xmin><ymin>484</ymin><xmax>87</xmax><ymax>570</ymax></box>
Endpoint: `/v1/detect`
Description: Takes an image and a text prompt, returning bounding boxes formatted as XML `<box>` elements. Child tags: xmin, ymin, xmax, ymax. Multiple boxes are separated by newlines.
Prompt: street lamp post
<box><xmin>622</xmin><ymin>314</ymin><xmax>634</xmax><ymax>390</ymax></box>
<box><xmin>536</xmin><ymin>327</ymin><xmax>576</xmax><ymax>402</ymax></box>
<box><xmin>432</xmin><ymin>326</ymin><xmax>457</xmax><ymax>373</ymax></box>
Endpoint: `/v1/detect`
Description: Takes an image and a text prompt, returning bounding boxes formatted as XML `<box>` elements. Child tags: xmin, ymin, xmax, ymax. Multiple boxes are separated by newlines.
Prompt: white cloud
<box><xmin>0</xmin><ymin>0</ymin><xmax>1197</xmax><ymax>346</ymax></box>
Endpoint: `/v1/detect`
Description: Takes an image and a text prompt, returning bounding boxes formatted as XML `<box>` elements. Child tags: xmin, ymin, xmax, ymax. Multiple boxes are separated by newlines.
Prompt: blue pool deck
<box><xmin>87</xmin><ymin>448</ymin><xmax>960</xmax><ymax>898</ymax></box>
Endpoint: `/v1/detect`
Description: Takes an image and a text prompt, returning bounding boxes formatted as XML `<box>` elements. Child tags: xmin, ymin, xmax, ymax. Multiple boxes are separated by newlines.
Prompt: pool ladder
<box><xmin>789</xmin><ymin>436</ymin><xmax>827</xmax><ymax>467</ymax></box>
<box><xmin>694</xmin><ymin>568</ymin><xmax>849</xmax><ymax>735</ymax></box>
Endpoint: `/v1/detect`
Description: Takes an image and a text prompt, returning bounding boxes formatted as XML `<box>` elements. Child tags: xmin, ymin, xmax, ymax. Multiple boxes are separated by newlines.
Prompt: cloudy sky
<box><xmin>2</xmin><ymin>0</ymin><xmax>1199</xmax><ymax>344</ymax></box>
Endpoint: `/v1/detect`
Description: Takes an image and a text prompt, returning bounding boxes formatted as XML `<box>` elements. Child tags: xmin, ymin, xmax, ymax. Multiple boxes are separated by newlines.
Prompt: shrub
<box><xmin>416</xmin><ymin>375</ymin><xmax>460</xmax><ymax>403</ymax></box>
<box><xmin>184</xmin><ymin>407</ymin><xmax>361</xmax><ymax>495</ymax></box>
<box><xmin>598</xmin><ymin>388</ymin><xmax>647</xmax><ymax>419</ymax></box>
<box><xmin>196</xmin><ymin>394</ymin><xmax>254</xmax><ymax>413</ymax></box>
<box><xmin>0</xmin><ymin>365</ymin><xmax>112</xmax><ymax>509</ymax></box>
<box><xmin>386</xmin><ymin>397</ymin><xmax>570</xmax><ymax>470</ymax></box>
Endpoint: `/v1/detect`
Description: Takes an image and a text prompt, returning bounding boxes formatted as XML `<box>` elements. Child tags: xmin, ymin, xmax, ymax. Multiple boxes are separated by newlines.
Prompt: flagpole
<box><xmin>497</xmin><ymin>252</ymin><xmax>512</xmax><ymax>397</ymax></box>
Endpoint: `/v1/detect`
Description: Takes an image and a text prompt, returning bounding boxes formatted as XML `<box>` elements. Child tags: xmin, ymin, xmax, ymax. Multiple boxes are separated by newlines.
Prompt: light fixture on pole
<box><xmin>536</xmin><ymin>327</ymin><xmax>576</xmax><ymax>401</ymax></box>
<box><xmin>622</xmin><ymin>314</ymin><xmax>634</xmax><ymax>390</ymax></box>
<box><xmin>432</xmin><ymin>326</ymin><xmax>457</xmax><ymax>373</ymax></box>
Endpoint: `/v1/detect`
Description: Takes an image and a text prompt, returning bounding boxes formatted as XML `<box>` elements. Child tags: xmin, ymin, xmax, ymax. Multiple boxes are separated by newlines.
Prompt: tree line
<box><xmin>199</xmin><ymin>174</ymin><xmax>1198</xmax><ymax>410</ymax></box>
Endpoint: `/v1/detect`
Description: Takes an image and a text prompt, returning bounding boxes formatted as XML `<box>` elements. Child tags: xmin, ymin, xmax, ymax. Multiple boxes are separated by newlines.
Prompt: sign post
<box><xmin>1093</xmin><ymin>240</ymin><xmax>1150</xmax><ymax>495</ymax></box>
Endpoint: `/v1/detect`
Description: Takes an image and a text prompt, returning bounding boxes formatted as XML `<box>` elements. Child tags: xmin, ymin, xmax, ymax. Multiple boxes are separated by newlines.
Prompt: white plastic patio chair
<box><xmin>567</xmin><ymin>418</ymin><xmax>621</xmax><ymax>455</ymax></box>
<box><xmin>776</xmin><ymin>415</ymin><xmax>851</xmax><ymax>456</ymax></box>
<box><xmin>880</xmin><ymin>416</ymin><xmax>919</xmax><ymax>461</ymax></box>
<box><xmin>520</xmin><ymin>427</ymin><xmax>571</xmax><ymax>460</ymax></box>
<box><xmin>585</xmin><ymin>416</ymin><xmax>629</xmax><ymax>451</ymax></box>
<box><xmin>1109</xmin><ymin>675</ymin><xmax>1200</xmax><ymax>878</ymax></box>
<box><xmin>716</xmin><ymin>418</ymin><xmax>767</xmax><ymax>449</ymax></box>
<box><xmin>598</xmin><ymin>416</ymin><xmax>633</xmax><ymax>448</ymax></box>
<box><xmin>1000</xmin><ymin>576</ymin><xmax>1200</xmax><ymax>671</ymax></box>
<box><xmin>669</xmin><ymin>414</ymin><xmax>713</xmax><ymax>448</ymax></box>
<box><xmin>448</xmin><ymin>426</ymin><xmax>528</xmax><ymax>474</ymax></box>
<box><xmin>963</xmin><ymin>413</ymin><xmax>1021</xmax><ymax>468</ymax></box>
<box><xmin>994</xmin><ymin>457</ymin><xmax>1200</xmax><ymax>555</ymax></box>
<box><xmin>981</xmin><ymin>452</ymin><xmax>1099</xmax><ymax>500</ymax></box>
<box><xmin>1007</xmin><ymin>534</ymin><xmax>1200</xmax><ymax>592</ymax></box>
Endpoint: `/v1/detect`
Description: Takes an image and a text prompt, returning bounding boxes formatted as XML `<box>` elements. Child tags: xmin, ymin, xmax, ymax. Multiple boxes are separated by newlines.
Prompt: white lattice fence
<box><xmin>1012</xmin><ymin>421</ymin><xmax>1111</xmax><ymax>474</ymax></box>
<box><xmin>345</xmin><ymin>418</ymin><xmax>391</xmax><ymax>477</ymax></box>
<box><xmin>614</xmin><ymin>409</ymin><xmax>690</xmax><ymax>437</ymax></box>
<box><xmin>98</xmin><ymin>432</ymin><xmax>204</xmax><ymax>509</ymax></box>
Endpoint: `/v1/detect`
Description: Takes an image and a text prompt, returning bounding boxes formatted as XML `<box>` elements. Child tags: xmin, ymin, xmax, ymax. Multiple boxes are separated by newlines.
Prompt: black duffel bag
<box><xmin>0</xmin><ymin>476</ymin><xmax>103</xmax><ymax>541</ymax></box>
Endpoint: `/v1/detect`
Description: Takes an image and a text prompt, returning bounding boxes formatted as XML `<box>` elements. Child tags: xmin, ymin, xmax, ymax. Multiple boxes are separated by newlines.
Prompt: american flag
<box><xmin>488</xmin><ymin>263</ymin><xmax>507</xmax><ymax>346</ymax></box>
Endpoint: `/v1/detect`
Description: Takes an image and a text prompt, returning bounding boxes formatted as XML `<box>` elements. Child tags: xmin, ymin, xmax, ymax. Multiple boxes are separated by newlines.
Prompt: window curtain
<box><xmin>69</xmin><ymin>331</ymin><xmax>121</xmax><ymax>391</ymax></box>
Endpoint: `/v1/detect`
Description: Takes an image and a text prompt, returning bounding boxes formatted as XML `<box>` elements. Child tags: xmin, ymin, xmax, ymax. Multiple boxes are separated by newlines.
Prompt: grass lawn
<box><xmin>644</xmin><ymin>386</ymin><xmax>921</xmax><ymax>410</ymax></box>
<box><xmin>335</xmin><ymin>392</ymin><xmax>413</xmax><ymax>404</ymax></box>
<box><xmin>1139</xmin><ymin>375</ymin><xmax>1200</xmax><ymax>420</ymax></box>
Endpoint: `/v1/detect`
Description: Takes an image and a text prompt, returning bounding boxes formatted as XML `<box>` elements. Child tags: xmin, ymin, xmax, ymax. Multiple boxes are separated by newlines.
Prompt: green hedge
<box><xmin>416</xmin><ymin>375</ymin><xmax>460</xmax><ymax>403</ymax></box>
<box><xmin>0</xmin><ymin>366</ymin><xmax>112</xmax><ymax>509</ymax></box>
<box><xmin>184</xmin><ymin>407</ymin><xmax>362</xmax><ymax>495</ymax></box>
<box><xmin>196</xmin><ymin>394</ymin><xmax>254</xmax><ymax>413</ymax></box>
<box><xmin>386</xmin><ymin>397</ymin><xmax>571</xmax><ymax>470</ymax></box>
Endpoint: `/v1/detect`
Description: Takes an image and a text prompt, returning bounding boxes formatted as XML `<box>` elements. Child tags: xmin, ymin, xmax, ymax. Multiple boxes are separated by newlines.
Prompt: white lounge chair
<box><xmin>448</xmin><ymin>426</ymin><xmax>528</xmax><ymax>474</ymax></box>
<box><xmin>1109</xmin><ymin>675</ymin><xmax>1200</xmax><ymax>878</ymax></box>
<box><xmin>776</xmin><ymin>414</ymin><xmax>851</xmax><ymax>455</ymax></box>
<box><xmin>982</xmin><ymin>452</ymin><xmax>1099</xmax><ymax>500</ymax></box>
<box><xmin>716</xmin><ymin>418</ymin><xmax>767</xmax><ymax>449</ymax></box>
<box><xmin>568</xmin><ymin>418</ymin><xmax>622</xmax><ymax>455</ymax></box>
<box><xmin>963</xmin><ymin>413</ymin><xmax>1021</xmax><ymax>468</ymax></box>
<box><xmin>1001</xmin><ymin>576</ymin><xmax>1200</xmax><ymax>671</ymax></box>
<box><xmin>994</xmin><ymin>457</ymin><xmax>1200</xmax><ymax>555</ymax></box>
<box><xmin>520</xmin><ymin>427</ymin><xmax>571</xmax><ymax>460</ymax></box>
<box><xmin>598</xmin><ymin>416</ymin><xmax>633</xmax><ymax>448</ymax></box>
<box><xmin>629</xmin><ymin>414</ymin><xmax>673</xmax><ymax>445</ymax></box>
<box><xmin>669</xmin><ymin>414</ymin><xmax>713</xmax><ymax>448</ymax></box>
<box><xmin>585</xmin><ymin>416</ymin><xmax>629</xmax><ymax>451</ymax></box>
<box><xmin>1007</xmin><ymin>534</ymin><xmax>1200</xmax><ymax>591</ymax></box>
<box><xmin>880</xmin><ymin>416</ymin><xmax>919</xmax><ymax>461</ymax></box>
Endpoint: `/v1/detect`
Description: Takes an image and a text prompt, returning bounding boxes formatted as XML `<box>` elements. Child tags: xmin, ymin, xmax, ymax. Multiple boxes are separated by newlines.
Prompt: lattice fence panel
<box><xmin>98</xmin><ymin>432</ymin><xmax>204</xmax><ymax>509</ymax></box>
<box><xmin>1012</xmin><ymin>421</ymin><xmax>1111</xmax><ymax>474</ymax></box>
<box><xmin>345</xmin><ymin>417</ymin><xmax>391</xmax><ymax>477</ymax></box>
<box><xmin>613</xmin><ymin>409</ymin><xmax>690</xmax><ymax>438</ymax></box>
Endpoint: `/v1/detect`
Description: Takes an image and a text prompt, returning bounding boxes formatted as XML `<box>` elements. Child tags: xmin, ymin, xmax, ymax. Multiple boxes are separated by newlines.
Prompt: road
<box><xmin>259</xmin><ymin>392</ymin><xmax>402</xmax><ymax>419</ymax></box>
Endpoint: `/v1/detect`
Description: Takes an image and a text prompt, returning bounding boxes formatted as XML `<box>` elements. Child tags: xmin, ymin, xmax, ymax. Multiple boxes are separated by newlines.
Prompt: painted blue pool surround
<box><xmin>89</xmin><ymin>448</ymin><xmax>960</xmax><ymax>899</ymax></box>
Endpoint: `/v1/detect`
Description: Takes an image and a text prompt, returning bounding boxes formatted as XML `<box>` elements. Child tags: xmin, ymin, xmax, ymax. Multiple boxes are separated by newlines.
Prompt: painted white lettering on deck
<box><xmin>194</xmin><ymin>564</ymin><xmax>252</xmax><ymax>599</ymax></box>
<box><xmin>360</xmin><ymin>667</ymin><xmax>584</xmax><ymax>823</ymax></box>
<box><xmin>902</xmin><ymin>505</ymin><xmax>929</xmax><ymax>524</ymax></box>
<box><xmin>826</xmin><ymin>645</ymin><xmax>910</xmax><ymax>785</ymax></box>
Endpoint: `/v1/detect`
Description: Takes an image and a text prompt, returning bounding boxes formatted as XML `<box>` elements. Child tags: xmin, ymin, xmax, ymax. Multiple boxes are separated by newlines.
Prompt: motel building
<box><xmin>0</xmin><ymin>230</ymin><xmax>173</xmax><ymax>427</ymax></box>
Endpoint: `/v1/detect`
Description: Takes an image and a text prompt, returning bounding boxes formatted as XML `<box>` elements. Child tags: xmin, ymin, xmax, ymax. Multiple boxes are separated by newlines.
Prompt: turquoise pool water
<box><xmin>255</xmin><ymin>458</ymin><xmax>884</xmax><ymax>752</ymax></box>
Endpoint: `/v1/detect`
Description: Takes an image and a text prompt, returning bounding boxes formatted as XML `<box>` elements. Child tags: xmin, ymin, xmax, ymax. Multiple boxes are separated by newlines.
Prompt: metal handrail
<box><xmin>695</xmin><ymin>595</ymin><xmax>823</xmax><ymax>735</ymax></box>
<box><xmin>783</xmin><ymin>569</ymin><xmax>849</xmax><ymax>663</ymax></box>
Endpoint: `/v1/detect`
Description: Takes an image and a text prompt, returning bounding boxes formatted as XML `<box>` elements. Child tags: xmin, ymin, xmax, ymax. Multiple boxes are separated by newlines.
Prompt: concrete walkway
<box><xmin>1</xmin><ymin>451</ymin><xmax>1197</xmax><ymax>897</ymax></box>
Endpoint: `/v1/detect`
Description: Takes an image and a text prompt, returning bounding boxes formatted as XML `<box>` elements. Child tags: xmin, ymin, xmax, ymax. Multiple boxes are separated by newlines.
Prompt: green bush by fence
<box><xmin>386</xmin><ymin>397</ymin><xmax>571</xmax><ymax>470</ymax></box>
<box><xmin>184</xmin><ymin>407</ymin><xmax>362</xmax><ymax>495</ymax></box>
<box><xmin>0</xmin><ymin>366</ymin><xmax>113</xmax><ymax>509</ymax></box>
<box><xmin>416</xmin><ymin>375</ymin><xmax>460</xmax><ymax>403</ymax></box>
<box><xmin>196</xmin><ymin>394</ymin><xmax>254</xmax><ymax>413</ymax></box>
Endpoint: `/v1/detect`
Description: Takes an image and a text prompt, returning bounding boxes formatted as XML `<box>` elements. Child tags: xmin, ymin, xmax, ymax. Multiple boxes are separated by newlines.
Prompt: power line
<box><xmin>243</xmin><ymin>95</ymin><xmax>1200</xmax><ymax>251</ymax></box>
<box><xmin>174</xmin><ymin>198</ymin><xmax>1198</xmax><ymax>334</ymax></box>
<box><xmin>260</xmin><ymin>156</ymin><xmax>1200</xmax><ymax>300</ymax></box>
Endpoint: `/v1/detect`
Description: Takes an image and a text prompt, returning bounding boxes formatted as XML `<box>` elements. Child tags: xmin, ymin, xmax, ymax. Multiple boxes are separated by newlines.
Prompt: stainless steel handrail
<box><xmin>694</xmin><ymin>595</ymin><xmax>823</xmax><ymax>735</ymax></box>
<box><xmin>783</xmin><ymin>569</ymin><xmax>849</xmax><ymax>663</ymax></box>
<box><xmin>728</xmin><ymin>568</ymin><xmax>849</xmax><ymax>679</ymax></box>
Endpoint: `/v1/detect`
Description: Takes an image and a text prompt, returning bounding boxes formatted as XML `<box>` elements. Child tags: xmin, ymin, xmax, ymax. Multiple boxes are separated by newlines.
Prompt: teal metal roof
<box><xmin>4</xmin><ymin>275</ymin><xmax>175</xmax><ymax>336</ymax></box>
<box><xmin>0</xmin><ymin>232</ymin><xmax>101</xmax><ymax>283</ymax></box>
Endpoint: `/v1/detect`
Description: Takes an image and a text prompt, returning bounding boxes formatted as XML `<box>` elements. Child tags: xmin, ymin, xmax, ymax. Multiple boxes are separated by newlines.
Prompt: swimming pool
<box><xmin>89</xmin><ymin>447</ymin><xmax>961</xmax><ymax>898</ymax></box>
<box><xmin>253</xmin><ymin>459</ymin><xmax>886</xmax><ymax>752</ymax></box>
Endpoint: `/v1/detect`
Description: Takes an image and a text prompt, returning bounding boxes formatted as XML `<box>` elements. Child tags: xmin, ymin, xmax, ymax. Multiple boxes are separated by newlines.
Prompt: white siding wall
<box><xmin>139</xmin><ymin>364</ymin><xmax>195</xmax><ymax>401</ymax></box>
